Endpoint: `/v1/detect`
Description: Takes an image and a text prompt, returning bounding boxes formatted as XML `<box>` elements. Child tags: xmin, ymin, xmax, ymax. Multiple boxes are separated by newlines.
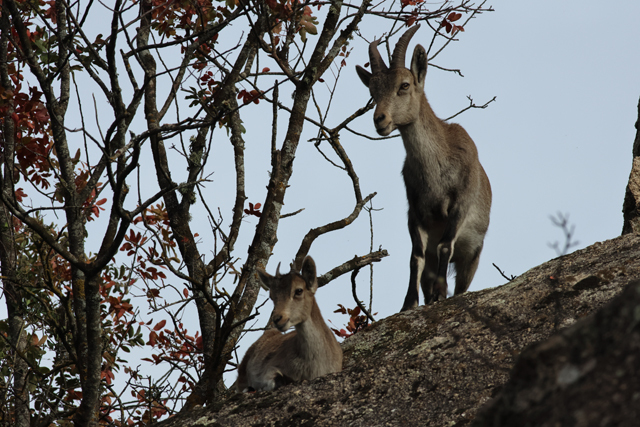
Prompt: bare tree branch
<box><xmin>318</xmin><ymin>249</ymin><xmax>389</xmax><ymax>288</ymax></box>
<box><xmin>294</xmin><ymin>192</ymin><xmax>377</xmax><ymax>271</ymax></box>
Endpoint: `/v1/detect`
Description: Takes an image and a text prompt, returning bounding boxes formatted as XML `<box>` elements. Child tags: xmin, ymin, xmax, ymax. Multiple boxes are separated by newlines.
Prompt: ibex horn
<box><xmin>368</xmin><ymin>38</ymin><xmax>388</xmax><ymax>74</ymax></box>
<box><xmin>275</xmin><ymin>262</ymin><xmax>282</xmax><ymax>277</ymax></box>
<box><xmin>391</xmin><ymin>25</ymin><xmax>420</xmax><ymax>69</ymax></box>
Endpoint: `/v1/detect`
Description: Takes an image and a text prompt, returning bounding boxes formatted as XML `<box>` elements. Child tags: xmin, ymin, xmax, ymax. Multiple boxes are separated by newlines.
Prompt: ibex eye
<box><xmin>400</xmin><ymin>83</ymin><xmax>410</xmax><ymax>90</ymax></box>
<box><xmin>295</xmin><ymin>288</ymin><xmax>303</xmax><ymax>296</ymax></box>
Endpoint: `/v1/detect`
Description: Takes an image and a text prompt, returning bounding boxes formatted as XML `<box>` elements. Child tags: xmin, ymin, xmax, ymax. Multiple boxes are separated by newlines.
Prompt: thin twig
<box><xmin>548</xmin><ymin>212</ymin><xmax>580</xmax><ymax>256</ymax></box>
<box><xmin>271</xmin><ymin>80</ymin><xmax>278</xmax><ymax>156</ymax></box>
<box><xmin>280</xmin><ymin>208</ymin><xmax>305</xmax><ymax>219</ymax></box>
<box><xmin>444</xmin><ymin>96</ymin><xmax>496</xmax><ymax>122</ymax></box>
<box><xmin>351</xmin><ymin>267</ymin><xmax>376</xmax><ymax>323</ymax></box>
<box><xmin>364</xmin><ymin>201</ymin><xmax>382</xmax><ymax>314</ymax></box>
<box><xmin>492</xmin><ymin>263</ymin><xmax>516</xmax><ymax>282</ymax></box>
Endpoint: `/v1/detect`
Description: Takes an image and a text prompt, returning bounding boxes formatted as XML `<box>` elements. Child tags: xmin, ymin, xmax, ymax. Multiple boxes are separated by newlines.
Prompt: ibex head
<box><xmin>356</xmin><ymin>25</ymin><xmax>427</xmax><ymax>136</ymax></box>
<box><xmin>257</xmin><ymin>256</ymin><xmax>318</xmax><ymax>332</ymax></box>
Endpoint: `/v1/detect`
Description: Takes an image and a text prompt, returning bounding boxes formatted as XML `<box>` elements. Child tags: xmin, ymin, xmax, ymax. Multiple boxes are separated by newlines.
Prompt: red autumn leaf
<box><xmin>67</xmin><ymin>390</ymin><xmax>83</xmax><ymax>400</ymax></box>
<box><xmin>147</xmin><ymin>289</ymin><xmax>160</xmax><ymax>298</ymax></box>
<box><xmin>154</xmin><ymin>319</ymin><xmax>167</xmax><ymax>331</ymax></box>
<box><xmin>262</xmin><ymin>67</ymin><xmax>270</xmax><ymax>73</ymax></box>
<box><xmin>265</xmin><ymin>0</ymin><xmax>278</xmax><ymax>11</ymax></box>
<box><xmin>250</xmin><ymin>90</ymin><xmax>260</xmax><ymax>104</ymax></box>
<box><xmin>448</xmin><ymin>12</ymin><xmax>462</xmax><ymax>22</ymax></box>
<box><xmin>445</xmin><ymin>21</ymin><xmax>453</xmax><ymax>33</ymax></box>
<box><xmin>101</xmin><ymin>368</ymin><xmax>114</xmax><ymax>385</ymax></box>
<box><xmin>15</xmin><ymin>188</ymin><xmax>27</xmax><ymax>202</ymax></box>
<box><xmin>148</xmin><ymin>331</ymin><xmax>157</xmax><ymax>346</ymax></box>
<box><xmin>183</xmin><ymin>288</ymin><xmax>189</xmax><ymax>298</ymax></box>
<box><xmin>244</xmin><ymin>201</ymin><xmax>262</xmax><ymax>217</ymax></box>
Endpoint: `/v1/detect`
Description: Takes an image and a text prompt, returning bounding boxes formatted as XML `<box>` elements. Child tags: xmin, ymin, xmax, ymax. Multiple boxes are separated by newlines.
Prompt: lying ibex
<box><xmin>236</xmin><ymin>256</ymin><xmax>342</xmax><ymax>392</ymax></box>
<box><xmin>356</xmin><ymin>25</ymin><xmax>492</xmax><ymax>311</ymax></box>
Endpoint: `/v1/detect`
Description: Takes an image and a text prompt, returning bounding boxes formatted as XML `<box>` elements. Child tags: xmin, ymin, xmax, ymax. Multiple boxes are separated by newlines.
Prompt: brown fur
<box><xmin>356</xmin><ymin>26</ymin><xmax>492</xmax><ymax>311</ymax></box>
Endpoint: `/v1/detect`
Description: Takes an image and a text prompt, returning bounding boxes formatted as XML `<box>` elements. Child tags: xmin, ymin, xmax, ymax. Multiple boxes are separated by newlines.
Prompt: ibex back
<box><xmin>236</xmin><ymin>256</ymin><xmax>342</xmax><ymax>392</ymax></box>
<box><xmin>356</xmin><ymin>25</ymin><xmax>491</xmax><ymax>311</ymax></box>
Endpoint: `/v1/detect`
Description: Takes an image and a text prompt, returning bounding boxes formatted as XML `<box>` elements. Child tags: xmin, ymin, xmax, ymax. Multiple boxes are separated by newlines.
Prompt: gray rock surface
<box><xmin>471</xmin><ymin>281</ymin><xmax>640</xmax><ymax>427</ymax></box>
<box><xmin>621</xmin><ymin>97</ymin><xmax>640</xmax><ymax>234</ymax></box>
<box><xmin>159</xmin><ymin>233</ymin><xmax>640</xmax><ymax>426</ymax></box>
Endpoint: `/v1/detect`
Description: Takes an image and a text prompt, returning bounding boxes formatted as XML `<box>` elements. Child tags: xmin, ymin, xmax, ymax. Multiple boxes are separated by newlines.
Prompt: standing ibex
<box><xmin>356</xmin><ymin>25</ymin><xmax>492</xmax><ymax>311</ymax></box>
<box><xmin>236</xmin><ymin>256</ymin><xmax>342</xmax><ymax>392</ymax></box>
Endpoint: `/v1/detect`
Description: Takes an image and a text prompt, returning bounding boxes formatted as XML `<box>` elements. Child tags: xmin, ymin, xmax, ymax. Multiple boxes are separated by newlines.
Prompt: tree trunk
<box><xmin>0</xmin><ymin>211</ymin><xmax>30</xmax><ymax>427</ymax></box>
<box><xmin>0</xmin><ymin>7</ymin><xmax>30</xmax><ymax>426</ymax></box>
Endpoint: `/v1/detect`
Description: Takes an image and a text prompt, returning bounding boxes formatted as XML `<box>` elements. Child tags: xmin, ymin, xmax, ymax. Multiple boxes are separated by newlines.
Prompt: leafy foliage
<box><xmin>0</xmin><ymin>0</ymin><xmax>490</xmax><ymax>424</ymax></box>
<box><xmin>331</xmin><ymin>304</ymin><xmax>376</xmax><ymax>338</ymax></box>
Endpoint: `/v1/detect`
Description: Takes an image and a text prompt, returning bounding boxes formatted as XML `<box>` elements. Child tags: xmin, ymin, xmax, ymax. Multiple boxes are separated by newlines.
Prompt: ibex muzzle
<box><xmin>356</xmin><ymin>25</ymin><xmax>492</xmax><ymax>311</ymax></box>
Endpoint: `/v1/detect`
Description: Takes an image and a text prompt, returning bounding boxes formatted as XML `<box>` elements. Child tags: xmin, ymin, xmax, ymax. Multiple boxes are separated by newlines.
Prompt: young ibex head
<box><xmin>356</xmin><ymin>25</ymin><xmax>425</xmax><ymax>136</ymax></box>
<box><xmin>258</xmin><ymin>257</ymin><xmax>318</xmax><ymax>332</ymax></box>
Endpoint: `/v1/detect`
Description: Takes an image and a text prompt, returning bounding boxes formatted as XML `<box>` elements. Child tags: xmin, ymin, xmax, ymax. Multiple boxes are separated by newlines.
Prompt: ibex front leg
<box><xmin>402</xmin><ymin>218</ymin><xmax>430</xmax><ymax>311</ymax></box>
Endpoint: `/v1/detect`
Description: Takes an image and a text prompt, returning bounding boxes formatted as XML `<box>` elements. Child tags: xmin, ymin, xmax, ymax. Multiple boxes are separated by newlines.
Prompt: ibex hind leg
<box><xmin>274</xmin><ymin>372</ymin><xmax>295</xmax><ymax>389</ymax></box>
<box><xmin>453</xmin><ymin>245</ymin><xmax>482</xmax><ymax>295</ymax></box>
<box><xmin>434</xmin><ymin>241</ymin><xmax>452</xmax><ymax>301</ymax></box>
<box><xmin>434</xmin><ymin>210</ymin><xmax>463</xmax><ymax>300</ymax></box>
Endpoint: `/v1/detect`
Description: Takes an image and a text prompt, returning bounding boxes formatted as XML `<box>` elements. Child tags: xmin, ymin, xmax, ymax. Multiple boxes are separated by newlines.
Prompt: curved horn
<box><xmin>391</xmin><ymin>25</ymin><xmax>420</xmax><ymax>69</ymax></box>
<box><xmin>368</xmin><ymin>38</ymin><xmax>388</xmax><ymax>74</ymax></box>
<box><xmin>275</xmin><ymin>262</ymin><xmax>282</xmax><ymax>277</ymax></box>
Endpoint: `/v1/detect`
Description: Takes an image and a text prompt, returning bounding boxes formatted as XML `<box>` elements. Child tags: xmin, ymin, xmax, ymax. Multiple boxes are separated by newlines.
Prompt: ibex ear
<box><xmin>355</xmin><ymin>65</ymin><xmax>372</xmax><ymax>88</ymax></box>
<box><xmin>410</xmin><ymin>44</ymin><xmax>427</xmax><ymax>89</ymax></box>
<box><xmin>256</xmin><ymin>269</ymin><xmax>273</xmax><ymax>291</ymax></box>
<box><xmin>300</xmin><ymin>256</ymin><xmax>318</xmax><ymax>294</ymax></box>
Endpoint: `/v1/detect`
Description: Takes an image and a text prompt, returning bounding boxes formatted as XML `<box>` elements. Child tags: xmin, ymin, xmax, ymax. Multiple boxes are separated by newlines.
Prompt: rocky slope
<box><xmin>158</xmin><ymin>232</ymin><xmax>640</xmax><ymax>426</ymax></box>
<box><xmin>471</xmin><ymin>280</ymin><xmax>640</xmax><ymax>427</ymax></box>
